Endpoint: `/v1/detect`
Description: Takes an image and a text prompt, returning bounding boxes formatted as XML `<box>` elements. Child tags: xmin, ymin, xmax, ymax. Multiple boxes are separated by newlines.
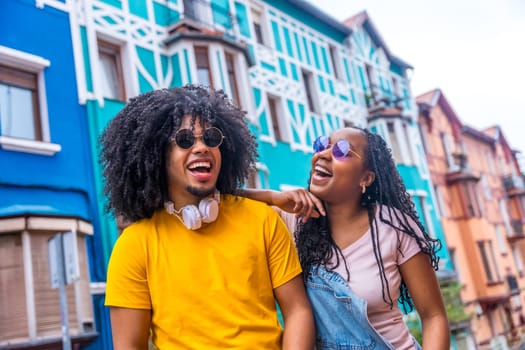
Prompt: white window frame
<box><xmin>97</xmin><ymin>39</ymin><xmax>126</xmax><ymax>101</ymax></box>
<box><xmin>480</xmin><ymin>174</ymin><xmax>492</xmax><ymax>200</ymax></box>
<box><xmin>0</xmin><ymin>46</ymin><xmax>60</xmax><ymax>156</ymax></box>
<box><xmin>433</xmin><ymin>185</ymin><xmax>447</xmax><ymax>218</ymax></box>
<box><xmin>440</xmin><ymin>132</ymin><xmax>456</xmax><ymax>171</ymax></box>
<box><xmin>250</xmin><ymin>5</ymin><xmax>271</xmax><ymax>47</ymax></box>
<box><xmin>494</xmin><ymin>224</ymin><xmax>507</xmax><ymax>254</ymax></box>
<box><xmin>386</xmin><ymin>121</ymin><xmax>403</xmax><ymax>163</ymax></box>
<box><xmin>183</xmin><ymin>0</ymin><xmax>213</xmax><ymax>26</ymax></box>
<box><xmin>301</xmin><ymin>68</ymin><xmax>321</xmax><ymax>115</ymax></box>
<box><xmin>265</xmin><ymin>93</ymin><xmax>290</xmax><ymax>144</ymax></box>
<box><xmin>409</xmin><ymin>190</ymin><xmax>436</xmax><ymax>238</ymax></box>
<box><xmin>499</xmin><ymin>199</ymin><xmax>512</xmax><ymax>237</ymax></box>
<box><xmin>512</xmin><ymin>245</ymin><xmax>524</xmax><ymax>275</ymax></box>
<box><xmin>328</xmin><ymin>44</ymin><xmax>344</xmax><ymax>81</ymax></box>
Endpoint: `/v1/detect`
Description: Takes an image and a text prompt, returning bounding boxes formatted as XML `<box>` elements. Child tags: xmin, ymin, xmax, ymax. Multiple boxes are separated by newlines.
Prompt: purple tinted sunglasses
<box><xmin>313</xmin><ymin>135</ymin><xmax>362</xmax><ymax>160</ymax></box>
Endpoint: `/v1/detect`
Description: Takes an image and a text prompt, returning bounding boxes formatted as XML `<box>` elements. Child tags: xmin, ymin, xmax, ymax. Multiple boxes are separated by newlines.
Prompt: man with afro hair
<box><xmin>101</xmin><ymin>85</ymin><xmax>314</xmax><ymax>349</ymax></box>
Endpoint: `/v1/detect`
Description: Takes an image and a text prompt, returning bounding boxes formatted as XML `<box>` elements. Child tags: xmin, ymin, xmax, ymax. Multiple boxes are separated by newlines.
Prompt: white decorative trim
<box><xmin>255</xmin><ymin>161</ymin><xmax>269</xmax><ymax>173</ymax></box>
<box><xmin>22</xmin><ymin>231</ymin><xmax>37</xmax><ymax>338</ymax></box>
<box><xmin>78</xmin><ymin>220</ymin><xmax>94</xmax><ymax>235</ymax></box>
<box><xmin>209</xmin><ymin>43</ymin><xmax>223</xmax><ymax>90</ymax></box>
<box><xmin>407</xmin><ymin>189</ymin><xmax>427</xmax><ymax>197</ymax></box>
<box><xmin>69</xmin><ymin>0</ymin><xmax>88</xmax><ymax>104</ymax></box>
<box><xmin>0</xmin><ymin>217</ymin><xmax>26</xmax><ymax>233</ymax></box>
<box><xmin>0</xmin><ymin>136</ymin><xmax>61</xmax><ymax>156</ymax></box>
<box><xmin>90</xmin><ymin>282</ymin><xmax>107</xmax><ymax>295</ymax></box>
<box><xmin>72</xmin><ymin>230</ymin><xmax>85</xmax><ymax>330</ymax></box>
<box><xmin>0</xmin><ymin>45</ymin><xmax>50</xmax><ymax>70</ymax></box>
<box><xmin>26</xmin><ymin>217</ymin><xmax>94</xmax><ymax>235</ymax></box>
<box><xmin>35</xmin><ymin>0</ymin><xmax>69</xmax><ymax>12</ymax></box>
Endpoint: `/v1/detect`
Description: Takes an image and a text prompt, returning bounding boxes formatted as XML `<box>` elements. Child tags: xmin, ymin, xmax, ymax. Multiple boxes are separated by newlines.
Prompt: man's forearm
<box><xmin>282</xmin><ymin>307</ymin><xmax>315</xmax><ymax>350</ymax></box>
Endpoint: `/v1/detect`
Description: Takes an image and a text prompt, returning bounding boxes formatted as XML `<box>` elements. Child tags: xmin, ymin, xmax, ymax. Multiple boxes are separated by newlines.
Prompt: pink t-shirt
<box><xmin>329</xmin><ymin>207</ymin><xmax>423</xmax><ymax>350</ymax></box>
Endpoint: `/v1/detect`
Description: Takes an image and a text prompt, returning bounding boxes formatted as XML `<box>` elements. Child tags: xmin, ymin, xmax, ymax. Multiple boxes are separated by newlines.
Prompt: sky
<box><xmin>306</xmin><ymin>0</ymin><xmax>525</xmax><ymax>155</ymax></box>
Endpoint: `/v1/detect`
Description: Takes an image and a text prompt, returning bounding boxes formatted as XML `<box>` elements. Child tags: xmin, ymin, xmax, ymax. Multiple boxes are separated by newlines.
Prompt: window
<box><xmin>449</xmin><ymin>249</ymin><xmax>462</xmax><ymax>283</ymax></box>
<box><xmin>401</xmin><ymin>122</ymin><xmax>414</xmax><ymax>164</ymax></box>
<box><xmin>494</xmin><ymin>225</ymin><xmax>507</xmax><ymax>254</ymax></box>
<box><xmin>0</xmin><ymin>217</ymin><xmax>94</xmax><ymax>345</ymax></box>
<box><xmin>301</xmin><ymin>69</ymin><xmax>320</xmax><ymax>114</ymax></box>
<box><xmin>477</xmin><ymin>240</ymin><xmax>501</xmax><ymax>283</ymax></box>
<box><xmin>251</xmin><ymin>8</ymin><xmax>267</xmax><ymax>45</ymax></box>
<box><xmin>433</xmin><ymin>185</ymin><xmax>447</xmax><ymax>218</ymax></box>
<box><xmin>224</xmin><ymin>52</ymin><xmax>240</xmax><ymax>107</ymax></box>
<box><xmin>267</xmin><ymin>94</ymin><xmax>285</xmax><ymax>142</ymax></box>
<box><xmin>500</xmin><ymin>199</ymin><xmax>512</xmax><ymax>236</ymax></box>
<box><xmin>0</xmin><ymin>64</ymin><xmax>41</xmax><ymax>140</ymax></box>
<box><xmin>519</xmin><ymin>197</ymin><xmax>525</xmax><ymax>218</ymax></box>
<box><xmin>459</xmin><ymin>182</ymin><xmax>482</xmax><ymax>217</ymax></box>
<box><xmin>343</xmin><ymin>120</ymin><xmax>354</xmax><ymax>128</ymax></box>
<box><xmin>417</xmin><ymin>122</ymin><xmax>429</xmax><ymax>154</ymax></box>
<box><xmin>365</xmin><ymin>64</ymin><xmax>375</xmax><ymax>89</ymax></box>
<box><xmin>391</xmin><ymin>76</ymin><xmax>401</xmax><ymax>100</ymax></box>
<box><xmin>183</xmin><ymin>0</ymin><xmax>213</xmax><ymax>25</ymax></box>
<box><xmin>195</xmin><ymin>46</ymin><xmax>213</xmax><ymax>88</ymax></box>
<box><xmin>0</xmin><ymin>46</ymin><xmax>60</xmax><ymax>155</ymax></box>
<box><xmin>0</xmin><ymin>234</ymin><xmax>27</xmax><ymax>340</ymax></box>
<box><xmin>98</xmin><ymin>40</ymin><xmax>126</xmax><ymax>101</ymax></box>
<box><xmin>512</xmin><ymin>246</ymin><xmax>524</xmax><ymax>276</ymax></box>
<box><xmin>418</xmin><ymin>195</ymin><xmax>435</xmax><ymax>238</ymax></box>
<box><xmin>487</xmin><ymin>152</ymin><xmax>496</xmax><ymax>173</ymax></box>
<box><xmin>440</xmin><ymin>132</ymin><xmax>455</xmax><ymax>171</ymax></box>
<box><xmin>365</xmin><ymin>63</ymin><xmax>377</xmax><ymax>107</ymax></box>
<box><xmin>329</xmin><ymin>45</ymin><xmax>343</xmax><ymax>80</ymax></box>
<box><xmin>386</xmin><ymin>122</ymin><xmax>402</xmax><ymax>162</ymax></box>
<box><xmin>480</xmin><ymin>174</ymin><xmax>491</xmax><ymax>200</ymax></box>
<box><xmin>246</xmin><ymin>167</ymin><xmax>260</xmax><ymax>189</ymax></box>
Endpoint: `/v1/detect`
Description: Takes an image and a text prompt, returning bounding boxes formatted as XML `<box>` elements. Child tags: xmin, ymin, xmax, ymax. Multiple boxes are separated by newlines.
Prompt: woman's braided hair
<box><xmin>295</xmin><ymin>127</ymin><xmax>441</xmax><ymax>311</ymax></box>
<box><xmin>100</xmin><ymin>84</ymin><xmax>258</xmax><ymax>223</ymax></box>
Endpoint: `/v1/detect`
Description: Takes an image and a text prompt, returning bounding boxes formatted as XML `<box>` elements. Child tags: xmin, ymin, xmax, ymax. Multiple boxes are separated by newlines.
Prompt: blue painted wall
<box><xmin>0</xmin><ymin>1</ymin><xmax>106</xmax><ymax>348</ymax></box>
<box><xmin>0</xmin><ymin>0</ymin><xmax>93</xmax><ymax>221</ymax></box>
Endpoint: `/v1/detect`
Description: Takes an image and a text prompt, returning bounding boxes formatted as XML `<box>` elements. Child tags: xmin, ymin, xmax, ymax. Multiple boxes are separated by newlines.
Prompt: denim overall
<box><xmin>306</xmin><ymin>265</ymin><xmax>403</xmax><ymax>350</ymax></box>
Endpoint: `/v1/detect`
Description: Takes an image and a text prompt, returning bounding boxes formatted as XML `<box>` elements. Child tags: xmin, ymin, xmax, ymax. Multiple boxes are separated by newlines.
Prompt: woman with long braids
<box><xmin>244</xmin><ymin>126</ymin><xmax>450</xmax><ymax>349</ymax></box>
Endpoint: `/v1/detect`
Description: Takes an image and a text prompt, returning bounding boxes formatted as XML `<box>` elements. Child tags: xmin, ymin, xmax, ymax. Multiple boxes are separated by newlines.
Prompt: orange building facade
<box><xmin>417</xmin><ymin>89</ymin><xmax>525</xmax><ymax>348</ymax></box>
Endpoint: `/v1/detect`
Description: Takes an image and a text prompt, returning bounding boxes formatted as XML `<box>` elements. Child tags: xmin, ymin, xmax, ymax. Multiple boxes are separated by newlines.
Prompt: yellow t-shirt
<box><xmin>105</xmin><ymin>195</ymin><xmax>302</xmax><ymax>349</ymax></box>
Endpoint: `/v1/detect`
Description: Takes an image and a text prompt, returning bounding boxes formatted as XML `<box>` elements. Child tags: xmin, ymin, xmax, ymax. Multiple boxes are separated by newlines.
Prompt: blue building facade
<box><xmin>0</xmin><ymin>0</ymin><xmax>100</xmax><ymax>348</ymax></box>
<box><xmin>2</xmin><ymin>0</ymin><xmax>466</xmax><ymax>349</ymax></box>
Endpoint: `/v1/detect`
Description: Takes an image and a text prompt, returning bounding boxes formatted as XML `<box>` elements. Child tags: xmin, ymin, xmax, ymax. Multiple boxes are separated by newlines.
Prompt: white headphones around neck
<box><xmin>164</xmin><ymin>191</ymin><xmax>220</xmax><ymax>230</ymax></box>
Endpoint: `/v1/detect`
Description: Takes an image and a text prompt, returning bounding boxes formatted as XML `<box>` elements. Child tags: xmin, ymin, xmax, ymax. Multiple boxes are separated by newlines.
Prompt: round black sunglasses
<box><xmin>172</xmin><ymin>127</ymin><xmax>224</xmax><ymax>149</ymax></box>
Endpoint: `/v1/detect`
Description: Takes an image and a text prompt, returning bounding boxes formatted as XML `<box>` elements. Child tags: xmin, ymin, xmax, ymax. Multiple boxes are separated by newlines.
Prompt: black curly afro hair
<box><xmin>100</xmin><ymin>84</ymin><xmax>258</xmax><ymax>222</ymax></box>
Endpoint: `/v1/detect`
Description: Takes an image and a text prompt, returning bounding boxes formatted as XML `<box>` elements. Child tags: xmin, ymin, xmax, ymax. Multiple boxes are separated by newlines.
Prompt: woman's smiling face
<box><xmin>309</xmin><ymin>127</ymin><xmax>371</xmax><ymax>204</ymax></box>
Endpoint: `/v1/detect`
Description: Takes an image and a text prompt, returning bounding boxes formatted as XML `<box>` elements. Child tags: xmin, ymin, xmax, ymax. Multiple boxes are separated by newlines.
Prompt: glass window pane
<box><xmin>197</xmin><ymin>68</ymin><xmax>211</xmax><ymax>87</ymax></box>
<box><xmin>99</xmin><ymin>53</ymin><xmax>120</xmax><ymax>100</ymax></box>
<box><xmin>0</xmin><ymin>83</ymin><xmax>37</xmax><ymax>139</ymax></box>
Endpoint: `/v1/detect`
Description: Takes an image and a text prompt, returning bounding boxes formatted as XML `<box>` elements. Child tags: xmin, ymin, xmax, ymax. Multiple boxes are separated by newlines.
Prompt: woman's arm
<box><xmin>241</xmin><ymin>188</ymin><xmax>325</xmax><ymax>221</ymax></box>
<box><xmin>110</xmin><ymin>307</ymin><xmax>152</xmax><ymax>350</ymax></box>
<box><xmin>400</xmin><ymin>253</ymin><xmax>450</xmax><ymax>350</ymax></box>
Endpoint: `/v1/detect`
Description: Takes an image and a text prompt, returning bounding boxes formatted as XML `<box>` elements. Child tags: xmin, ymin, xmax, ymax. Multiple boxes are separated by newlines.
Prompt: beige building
<box><xmin>417</xmin><ymin>89</ymin><xmax>525</xmax><ymax>349</ymax></box>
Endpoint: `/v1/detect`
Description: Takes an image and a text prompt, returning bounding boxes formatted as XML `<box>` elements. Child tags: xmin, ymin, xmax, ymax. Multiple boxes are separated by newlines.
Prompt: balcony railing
<box><xmin>511</xmin><ymin>219</ymin><xmax>524</xmax><ymax>237</ymax></box>
<box><xmin>507</xmin><ymin>274</ymin><xmax>519</xmax><ymax>294</ymax></box>
<box><xmin>177</xmin><ymin>0</ymin><xmax>235</xmax><ymax>38</ymax></box>
<box><xmin>503</xmin><ymin>174</ymin><xmax>525</xmax><ymax>192</ymax></box>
